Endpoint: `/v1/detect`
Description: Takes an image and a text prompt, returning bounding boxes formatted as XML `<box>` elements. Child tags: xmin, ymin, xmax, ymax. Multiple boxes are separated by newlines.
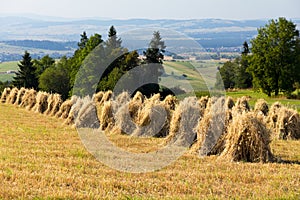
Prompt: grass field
<box><xmin>1</xmin><ymin>103</ymin><xmax>300</xmax><ymax>199</ymax></box>
<box><xmin>0</xmin><ymin>61</ymin><xmax>18</xmax><ymax>82</ymax></box>
<box><xmin>227</xmin><ymin>89</ymin><xmax>300</xmax><ymax>112</ymax></box>
<box><xmin>163</xmin><ymin>60</ymin><xmax>222</xmax><ymax>92</ymax></box>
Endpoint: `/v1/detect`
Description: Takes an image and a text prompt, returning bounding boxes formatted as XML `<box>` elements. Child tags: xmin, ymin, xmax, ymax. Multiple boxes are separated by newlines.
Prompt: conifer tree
<box><xmin>13</xmin><ymin>51</ymin><xmax>38</xmax><ymax>89</ymax></box>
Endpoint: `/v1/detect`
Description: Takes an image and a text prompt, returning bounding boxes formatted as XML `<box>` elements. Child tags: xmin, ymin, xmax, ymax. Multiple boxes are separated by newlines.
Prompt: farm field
<box><xmin>0</xmin><ymin>61</ymin><xmax>18</xmax><ymax>82</ymax></box>
<box><xmin>163</xmin><ymin>60</ymin><xmax>222</xmax><ymax>92</ymax></box>
<box><xmin>227</xmin><ymin>89</ymin><xmax>300</xmax><ymax>113</ymax></box>
<box><xmin>0</xmin><ymin>103</ymin><xmax>300</xmax><ymax>199</ymax></box>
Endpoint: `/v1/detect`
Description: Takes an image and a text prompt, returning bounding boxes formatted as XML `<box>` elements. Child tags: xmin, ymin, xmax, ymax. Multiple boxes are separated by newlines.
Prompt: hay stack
<box><xmin>226</xmin><ymin>96</ymin><xmax>235</xmax><ymax>109</ymax></box>
<box><xmin>274</xmin><ymin>107</ymin><xmax>300</xmax><ymax>140</ymax></box>
<box><xmin>14</xmin><ymin>87</ymin><xmax>26</xmax><ymax>106</ymax></box>
<box><xmin>265</xmin><ymin>102</ymin><xmax>282</xmax><ymax>130</ymax></box>
<box><xmin>232</xmin><ymin>96</ymin><xmax>250</xmax><ymax>115</ymax></box>
<box><xmin>115</xmin><ymin>91</ymin><xmax>130</xmax><ymax>105</ymax></box>
<box><xmin>44</xmin><ymin>94</ymin><xmax>63</xmax><ymax>116</ymax></box>
<box><xmin>93</xmin><ymin>91</ymin><xmax>104</xmax><ymax>104</ymax></box>
<box><xmin>6</xmin><ymin>87</ymin><xmax>19</xmax><ymax>104</ymax></box>
<box><xmin>75</xmin><ymin>97</ymin><xmax>100</xmax><ymax>129</ymax></box>
<box><xmin>131</xmin><ymin>93</ymin><xmax>172</xmax><ymax>137</ymax></box>
<box><xmin>19</xmin><ymin>89</ymin><xmax>37</xmax><ymax>110</ymax></box>
<box><xmin>254</xmin><ymin>99</ymin><xmax>269</xmax><ymax>116</ymax></box>
<box><xmin>128</xmin><ymin>91</ymin><xmax>144</xmax><ymax>123</ymax></box>
<box><xmin>1</xmin><ymin>88</ymin><xmax>11</xmax><ymax>103</ymax></box>
<box><xmin>99</xmin><ymin>100</ymin><xmax>114</xmax><ymax>130</ymax></box>
<box><xmin>99</xmin><ymin>90</ymin><xmax>112</xmax><ymax>105</ymax></box>
<box><xmin>113</xmin><ymin>102</ymin><xmax>137</xmax><ymax>135</ymax></box>
<box><xmin>165</xmin><ymin>97</ymin><xmax>201</xmax><ymax>147</ymax></box>
<box><xmin>33</xmin><ymin>91</ymin><xmax>49</xmax><ymax>114</ymax></box>
<box><xmin>132</xmin><ymin>102</ymin><xmax>171</xmax><ymax>137</ymax></box>
<box><xmin>163</xmin><ymin>95</ymin><xmax>178</xmax><ymax>111</ymax></box>
<box><xmin>55</xmin><ymin>96</ymin><xmax>78</xmax><ymax>119</ymax></box>
<box><xmin>220</xmin><ymin>112</ymin><xmax>273</xmax><ymax>163</ymax></box>
<box><xmin>198</xmin><ymin>96</ymin><xmax>210</xmax><ymax>110</ymax></box>
<box><xmin>191</xmin><ymin>97</ymin><xmax>233</xmax><ymax>156</ymax></box>
<box><xmin>64</xmin><ymin>96</ymin><xmax>89</xmax><ymax>125</ymax></box>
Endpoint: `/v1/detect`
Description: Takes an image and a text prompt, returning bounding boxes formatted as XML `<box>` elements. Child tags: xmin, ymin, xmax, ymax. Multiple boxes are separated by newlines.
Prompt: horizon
<box><xmin>1</xmin><ymin>13</ymin><xmax>300</xmax><ymax>22</ymax></box>
<box><xmin>1</xmin><ymin>0</ymin><xmax>300</xmax><ymax>20</ymax></box>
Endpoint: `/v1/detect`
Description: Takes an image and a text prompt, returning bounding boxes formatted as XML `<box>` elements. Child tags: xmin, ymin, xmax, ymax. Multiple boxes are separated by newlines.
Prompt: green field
<box><xmin>227</xmin><ymin>89</ymin><xmax>300</xmax><ymax>112</ymax></box>
<box><xmin>163</xmin><ymin>60</ymin><xmax>222</xmax><ymax>92</ymax></box>
<box><xmin>0</xmin><ymin>61</ymin><xmax>18</xmax><ymax>82</ymax></box>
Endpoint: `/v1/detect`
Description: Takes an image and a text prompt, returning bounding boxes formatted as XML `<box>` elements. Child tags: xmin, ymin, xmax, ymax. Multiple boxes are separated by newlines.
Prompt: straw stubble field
<box><xmin>0</xmin><ymin>103</ymin><xmax>300</xmax><ymax>199</ymax></box>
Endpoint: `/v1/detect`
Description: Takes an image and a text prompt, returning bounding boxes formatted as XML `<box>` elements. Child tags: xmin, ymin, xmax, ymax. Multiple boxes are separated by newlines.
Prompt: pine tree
<box><xmin>234</xmin><ymin>41</ymin><xmax>252</xmax><ymax>88</ymax></box>
<box><xmin>13</xmin><ymin>51</ymin><xmax>38</xmax><ymax>89</ymax></box>
<box><xmin>144</xmin><ymin>31</ymin><xmax>166</xmax><ymax>64</ymax></box>
<box><xmin>78</xmin><ymin>31</ymin><xmax>88</xmax><ymax>49</ymax></box>
<box><xmin>138</xmin><ymin>31</ymin><xmax>166</xmax><ymax>97</ymax></box>
<box><xmin>106</xmin><ymin>26</ymin><xmax>122</xmax><ymax>50</ymax></box>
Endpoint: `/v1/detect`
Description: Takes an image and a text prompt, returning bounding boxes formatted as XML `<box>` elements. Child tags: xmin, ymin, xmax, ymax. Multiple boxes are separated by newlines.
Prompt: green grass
<box><xmin>227</xmin><ymin>89</ymin><xmax>300</xmax><ymax>112</ymax></box>
<box><xmin>0</xmin><ymin>61</ymin><xmax>18</xmax><ymax>82</ymax></box>
<box><xmin>0</xmin><ymin>61</ymin><xmax>18</xmax><ymax>72</ymax></box>
<box><xmin>163</xmin><ymin>61</ymin><xmax>221</xmax><ymax>92</ymax></box>
<box><xmin>0</xmin><ymin>103</ymin><xmax>300</xmax><ymax>199</ymax></box>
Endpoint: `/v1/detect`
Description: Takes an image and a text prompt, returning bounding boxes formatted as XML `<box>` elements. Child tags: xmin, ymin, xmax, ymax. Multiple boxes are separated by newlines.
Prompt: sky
<box><xmin>0</xmin><ymin>0</ymin><xmax>300</xmax><ymax>20</ymax></box>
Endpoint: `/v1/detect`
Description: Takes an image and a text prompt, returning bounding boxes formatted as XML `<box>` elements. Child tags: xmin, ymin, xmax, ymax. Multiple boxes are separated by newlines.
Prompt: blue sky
<box><xmin>1</xmin><ymin>0</ymin><xmax>299</xmax><ymax>20</ymax></box>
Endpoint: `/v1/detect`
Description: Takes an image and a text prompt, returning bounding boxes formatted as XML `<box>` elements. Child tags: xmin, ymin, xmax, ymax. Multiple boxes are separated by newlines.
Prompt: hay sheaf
<box><xmin>274</xmin><ymin>107</ymin><xmax>300</xmax><ymax>140</ymax></box>
<box><xmin>132</xmin><ymin>93</ymin><xmax>172</xmax><ymax>138</ymax></box>
<box><xmin>220</xmin><ymin>112</ymin><xmax>273</xmax><ymax>163</ymax></box>
<box><xmin>198</xmin><ymin>96</ymin><xmax>210</xmax><ymax>110</ymax></box>
<box><xmin>232</xmin><ymin>96</ymin><xmax>250</xmax><ymax>115</ymax></box>
<box><xmin>33</xmin><ymin>91</ymin><xmax>50</xmax><ymax>114</ymax></box>
<box><xmin>44</xmin><ymin>94</ymin><xmax>63</xmax><ymax>116</ymax></box>
<box><xmin>55</xmin><ymin>96</ymin><xmax>78</xmax><ymax>119</ymax></box>
<box><xmin>99</xmin><ymin>90</ymin><xmax>112</xmax><ymax>105</ymax></box>
<box><xmin>163</xmin><ymin>95</ymin><xmax>178</xmax><ymax>111</ymax></box>
<box><xmin>1</xmin><ymin>88</ymin><xmax>11</xmax><ymax>103</ymax></box>
<box><xmin>64</xmin><ymin>96</ymin><xmax>86</xmax><ymax>126</ymax></box>
<box><xmin>75</xmin><ymin>97</ymin><xmax>100</xmax><ymax>129</ymax></box>
<box><xmin>14</xmin><ymin>87</ymin><xmax>26</xmax><ymax>106</ymax></box>
<box><xmin>254</xmin><ymin>99</ymin><xmax>269</xmax><ymax>116</ymax></box>
<box><xmin>6</xmin><ymin>87</ymin><xmax>19</xmax><ymax>104</ymax></box>
<box><xmin>99</xmin><ymin>100</ymin><xmax>114</xmax><ymax>131</ymax></box>
<box><xmin>165</xmin><ymin>97</ymin><xmax>201</xmax><ymax>147</ymax></box>
<box><xmin>132</xmin><ymin>102</ymin><xmax>172</xmax><ymax>137</ymax></box>
<box><xmin>128</xmin><ymin>91</ymin><xmax>145</xmax><ymax>123</ymax></box>
<box><xmin>19</xmin><ymin>89</ymin><xmax>37</xmax><ymax>111</ymax></box>
<box><xmin>93</xmin><ymin>91</ymin><xmax>104</xmax><ymax>104</ymax></box>
<box><xmin>265</xmin><ymin>102</ymin><xmax>283</xmax><ymax>131</ymax></box>
<box><xmin>191</xmin><ymin>97</ymin><xmax>233</xmax><ymax>156</ymax></box>
<box><xmin>113</xmin><ymin>102</ymin><xmax>137</xmax><ymax>135</ymax></box>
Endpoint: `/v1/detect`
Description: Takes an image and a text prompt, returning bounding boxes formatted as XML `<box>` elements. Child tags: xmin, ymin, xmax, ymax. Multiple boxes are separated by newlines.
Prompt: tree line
<box><xmin>3</xmin><ymin>26</ymin><xmax>166</xmax><ymax>100</ymax></box>
<box><xmin>216</xmin><ymin>17</ymin><xmax>300</xmax><ymax>97</ymax></box>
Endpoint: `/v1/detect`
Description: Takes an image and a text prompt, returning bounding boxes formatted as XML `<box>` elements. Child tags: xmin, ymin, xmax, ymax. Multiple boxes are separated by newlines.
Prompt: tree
<box><xmin>34</xmin><ymin>55</ymin><xmax>55</xmax><ymax>77</ymax></box>
<box><xmin>13</xmin><ymin>51</ymin><xmax>38</xmax><ymax>89</ymax></box>
<box><xmin>105</xmin><ymin>26</ymin><xmax>122</xmax><ymax>50</ymax></box>
<box><xmin>215</xmin><ymin>60</ymin><xmax>237</xmax><ymax>89</ymax></box>
<box><xmin>78</xmin><ymin>31</ymin><xmax>88</xmax><ymax>49</ymax></box>
<box><xmin>140</xmin><ymin>31</ymin><xmax>166</xmax><ymax>97</ymax></box>
<box><xmin>39</xmin><ymin>56</ymin><xmax>70</xmax><ymax>100</ymax></box>
<box><xmin>248</xmin><ymin>18</ymin><xmax>300</xmax><ymax>96</ymax></box>
<box><xmin>143</xmin><ymin>31</ymin><xmax>166</xmax><ymax>64</ymax></box>
<box><xmin>234</xmin><ymin>41</ymin><xmax>252</xmax><ymax>88</ymax></box>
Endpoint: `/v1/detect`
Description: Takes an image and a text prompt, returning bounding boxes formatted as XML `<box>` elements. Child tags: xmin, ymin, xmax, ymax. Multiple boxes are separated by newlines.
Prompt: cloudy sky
<box><xmin>1</xmin><ymin>0</ymin><xmax>299</xmax><ymax>20</ymax></box>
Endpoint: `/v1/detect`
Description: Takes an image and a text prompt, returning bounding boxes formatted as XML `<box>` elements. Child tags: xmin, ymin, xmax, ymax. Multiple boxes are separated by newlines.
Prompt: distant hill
<box><xmin>2</xmin><ymin>16</ymin><xmax>297</xmax><ymax>48</ymax></box>
<box><xmin>0</xmin><ymin>15</ymin><xmax>299</xmax><ymax>61</ymax></box>
<box><xmin>1</xmin><ymin>40</ymin><xmax>77</xmax><ymax>51</ymax></box>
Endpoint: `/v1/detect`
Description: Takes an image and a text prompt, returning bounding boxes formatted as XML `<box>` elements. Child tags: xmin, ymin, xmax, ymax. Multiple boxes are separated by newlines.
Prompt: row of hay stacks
<box><xmin>1</xmin><ymin>87</ymin><xmax>300</xmax><ymax>163</ymax></box>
